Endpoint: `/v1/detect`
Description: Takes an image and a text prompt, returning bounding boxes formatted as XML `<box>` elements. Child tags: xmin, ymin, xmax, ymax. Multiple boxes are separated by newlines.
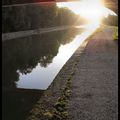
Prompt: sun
<box><xmin>57</xmin><ymin>0</ymin><xmax>116</xmax><ymax>24</ymax></box>
<box><xmin>76</xmin><ymin>0</ymin><xmax>104</xmax><ymax>20</ymax></box>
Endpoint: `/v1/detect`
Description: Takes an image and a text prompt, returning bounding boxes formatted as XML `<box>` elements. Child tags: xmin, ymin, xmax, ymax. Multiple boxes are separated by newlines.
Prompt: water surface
<box><xmin>3</xmin><ymin>26</ymin><xmax>97</xmax><ymax>90</ymax></box>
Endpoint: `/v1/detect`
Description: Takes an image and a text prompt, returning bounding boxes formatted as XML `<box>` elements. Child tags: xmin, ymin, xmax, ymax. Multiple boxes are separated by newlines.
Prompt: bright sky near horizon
<box><xmin>57</xmin><ymin>0</ymin><xmax>117</xmax><ymax>25</ymax></box>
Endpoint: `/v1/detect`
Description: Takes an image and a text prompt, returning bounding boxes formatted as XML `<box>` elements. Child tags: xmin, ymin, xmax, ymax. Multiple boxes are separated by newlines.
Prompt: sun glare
<box><xmin>57</xmin><ymin>0</ymin><xmax>117</xmax><ymax>25</ymax></box>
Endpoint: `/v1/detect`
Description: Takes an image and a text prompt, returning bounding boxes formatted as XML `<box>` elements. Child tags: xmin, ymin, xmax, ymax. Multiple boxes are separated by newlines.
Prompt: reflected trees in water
<box><xmin>2</xmin><ymin>28</ymin><xmax>81</xmax><ymax>89</ymax></box>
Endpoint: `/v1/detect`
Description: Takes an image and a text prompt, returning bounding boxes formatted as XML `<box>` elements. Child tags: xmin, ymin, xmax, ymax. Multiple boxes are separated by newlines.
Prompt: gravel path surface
<box><xmin>67</xmin><ymin>27</ymin><xmax>118</xmax><ymax>120</ymax></box>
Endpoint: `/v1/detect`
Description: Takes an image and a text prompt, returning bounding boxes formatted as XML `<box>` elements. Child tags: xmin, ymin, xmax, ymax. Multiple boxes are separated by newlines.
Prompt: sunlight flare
<box><xmin>57</xmin><ymin>0</ymin><xmax>117</xmax><ymax>25</ymax></box>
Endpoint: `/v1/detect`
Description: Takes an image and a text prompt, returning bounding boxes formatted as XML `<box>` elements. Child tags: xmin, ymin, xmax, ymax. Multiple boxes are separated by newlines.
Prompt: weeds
<box><xmin>43</xmin><ymin>62</ymin><xmax>78</xmax><ymax>120</ymax></box>
<box><xmin>113</xmin><ymin>27</ymin><xmax>118</xmax><ymax>41</ymax></box>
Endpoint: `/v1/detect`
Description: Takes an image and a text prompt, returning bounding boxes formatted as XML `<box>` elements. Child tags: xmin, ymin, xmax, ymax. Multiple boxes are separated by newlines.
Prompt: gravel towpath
<box><xmin>67</xmin><ymin>27</ymin><xmax>118</xmax><ymax>120</ymax></box>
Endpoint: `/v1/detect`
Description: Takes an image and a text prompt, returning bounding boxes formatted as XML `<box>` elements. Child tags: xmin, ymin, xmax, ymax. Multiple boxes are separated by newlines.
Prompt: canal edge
<box><xmin>26</xmin><ymin>28</ymin><xmax>98</xmax><ymax>120</ymax></box>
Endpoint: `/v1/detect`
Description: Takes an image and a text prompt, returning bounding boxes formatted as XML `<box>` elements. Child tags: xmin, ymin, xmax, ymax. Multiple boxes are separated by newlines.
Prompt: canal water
<box><xmin>2</xmin><ymin>1</ymin><xmax>116</xmax><ymax>120</ymax></box>
<box><xmin>2</xmin><ymin>26</ymin><xmax>97</xmax><ymax>90</ymax></box>
<box><xmin>2</xmin><ymin>25</ymin><xmax>98</xmax><ymax>120</ymax></box>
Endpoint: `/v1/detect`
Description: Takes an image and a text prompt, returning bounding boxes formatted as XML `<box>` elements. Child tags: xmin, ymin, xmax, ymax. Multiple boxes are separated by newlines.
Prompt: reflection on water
<box><xmin>16</xmin><ymin>24</ymin><xmax>98</xmax><ymax>89</ymax></box>
<box><xmin>16</xmin><ymin>25</ymin><xmax>98</xmax><ymax>90</ymax></box>
<box><xmin>3</xmin><ymin>27</ymin><xmax>97</xmax><ymax>90</ymax></box>
<box><xmin>2</xmin><ymin>23</ymin><xmax>99</xmax><ymax>91</ymax></box>
<box><xmin>2</xmin><ymin>28</ymin><xmax>80</xmax><ymax>89</ymax></box>
<box><xmin>3</xmin><ymin>27</ymin><xmax>88</xmax><ymax>120</ymax></box>
<box><xmin>2</xmin><ymin>25</ymin><xmax>98</xmax><ymax>119</ymax></box>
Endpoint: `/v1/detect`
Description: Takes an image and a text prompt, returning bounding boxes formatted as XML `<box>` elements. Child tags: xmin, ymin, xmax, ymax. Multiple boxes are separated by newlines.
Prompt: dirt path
<box><xmin>67</xmin><ymin>27</ymin><xmax>118</xmax><ymax>120</ymax></box>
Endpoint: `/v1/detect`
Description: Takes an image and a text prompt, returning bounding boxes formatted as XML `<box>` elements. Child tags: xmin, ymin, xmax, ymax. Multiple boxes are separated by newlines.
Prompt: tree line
<box><xmin>2</xmin><ymin>3</ymin><xmax>85</xmax><ymax>33</ymax></box>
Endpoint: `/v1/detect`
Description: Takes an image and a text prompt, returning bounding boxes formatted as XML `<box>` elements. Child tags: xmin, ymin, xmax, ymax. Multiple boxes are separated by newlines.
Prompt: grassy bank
<box><xmin>113</xmin><ymin>27</ymin><xmax>118</xmax><ymax>41</ymax></box>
